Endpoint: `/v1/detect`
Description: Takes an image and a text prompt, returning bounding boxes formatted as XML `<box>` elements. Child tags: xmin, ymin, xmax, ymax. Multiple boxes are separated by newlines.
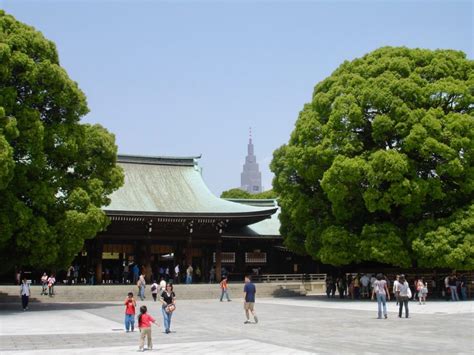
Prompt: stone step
<box><xmin>0</xmin><ymin>282</ymin><xmax>318</xmax><ymax>303</ymax></box>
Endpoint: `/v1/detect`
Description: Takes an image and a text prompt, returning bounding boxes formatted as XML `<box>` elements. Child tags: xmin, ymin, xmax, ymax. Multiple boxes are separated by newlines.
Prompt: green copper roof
<box><xmin>104</xmin><ymin>155</ymin><xmax>277</xmax><ymax>220</ymax></box>
<box><xmin>224</xmin><ymin>199</ymin><xmax>281</xmax><ymax>238</ymax></box>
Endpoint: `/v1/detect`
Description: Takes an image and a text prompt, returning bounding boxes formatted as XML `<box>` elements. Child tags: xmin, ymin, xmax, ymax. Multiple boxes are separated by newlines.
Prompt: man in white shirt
<box><xmin>393</xmin><ymin>275</ymin><xmax>400</xmax><ymax>305</ymax></box>
<box><xmin>41</xmin><ymin>273</ymin><xmax>48</xmax><ymax>295</ymax></box>
<box><xmin>20</xmin><ymin>277</ymin><xmax>30</xmax><ymax>311</ymax></box>
<box><xmin>444</xmin><ymin>275</ymin><xmax>450</xmax><ymax>300</ymax></box>
<box><xmin>174</xmin><ymin>265</ymin><xmax>180</xmax><ymax>284</ymax></box>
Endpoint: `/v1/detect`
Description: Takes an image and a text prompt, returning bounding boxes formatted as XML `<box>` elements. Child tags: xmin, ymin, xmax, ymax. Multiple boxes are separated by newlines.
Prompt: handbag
<box><xmin>407</xmin><ymin>287</ymin><xmax>412</xmax><ymax>299</ymax></box>
<box><xmin>166</xmin><ymin>304</ymin><xmax>176</xmax><ymax>313</ymax></box>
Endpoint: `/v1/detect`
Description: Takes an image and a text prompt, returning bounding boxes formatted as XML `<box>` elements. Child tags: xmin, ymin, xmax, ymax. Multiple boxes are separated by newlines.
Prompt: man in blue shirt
<box><xmin>243</xmin><ymin>275</ymin><xmax>258</xmax><ymax>324</ymax></box>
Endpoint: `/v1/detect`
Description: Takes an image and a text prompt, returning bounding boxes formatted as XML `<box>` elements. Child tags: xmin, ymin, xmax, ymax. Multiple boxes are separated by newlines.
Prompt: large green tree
<box><xmin>221</xmin><ymin>188</ymin><xmax>277</xmax><ymax>199</ymax></box>
<box><xmin>0</xmin><ymin>11</ymin><xmax>124</xmax><ymax>271</ymax></box>
<box><xmin>271</xmin><ymin>47</ymin><xmax>473</xmax><ymax>270</ymax></box>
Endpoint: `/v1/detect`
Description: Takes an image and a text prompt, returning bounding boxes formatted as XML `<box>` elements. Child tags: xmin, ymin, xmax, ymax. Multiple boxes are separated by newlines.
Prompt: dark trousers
<box><xmin>21</xmin><ymin>295</ymin><xmax>29</xmax><ymax>309</ymax></box>
<box><xmin>398</xmin><ymin>298</ymin><xmax>409</xmax><ymax>318</ymax></box>
<box><xmin>152</xmin><ymin>293</ymin><xmax>157</xmax><ymax>302</ymax></box>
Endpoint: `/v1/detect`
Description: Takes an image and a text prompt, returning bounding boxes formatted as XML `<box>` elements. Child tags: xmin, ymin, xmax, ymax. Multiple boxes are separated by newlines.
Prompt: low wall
<box><xmin>0</xmin><ymin>282</ymin><xmax>325</xmax><ymax>303</ymax></box>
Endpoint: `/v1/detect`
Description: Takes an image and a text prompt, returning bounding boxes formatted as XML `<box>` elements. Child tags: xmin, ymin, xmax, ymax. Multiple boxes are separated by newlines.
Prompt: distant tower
<box><xmin>240</xmin><ymin>128</ymin><xmax>262</xmax><ymax>194</ymax></box>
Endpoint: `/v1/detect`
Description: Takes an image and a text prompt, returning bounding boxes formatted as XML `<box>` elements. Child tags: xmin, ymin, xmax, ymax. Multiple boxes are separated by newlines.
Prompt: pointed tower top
<box><xmin>249</xmin><ymin>127</ymin><xmax>252</xmax><ymax>143</ymax></box>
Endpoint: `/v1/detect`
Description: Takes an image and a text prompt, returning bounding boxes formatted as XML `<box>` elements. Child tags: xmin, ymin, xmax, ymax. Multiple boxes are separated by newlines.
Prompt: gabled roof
<box><xmin>104</xmin><ymin>155</ymin><xmax>277</xmax><ymax>225</ymax></box>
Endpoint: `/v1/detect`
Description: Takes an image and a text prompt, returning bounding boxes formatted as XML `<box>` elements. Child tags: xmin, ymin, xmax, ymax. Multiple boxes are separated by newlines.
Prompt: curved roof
<box><xmin>223</xmin><ymin>199</ymin><xmax>281</xmax><ymax>238</ymax></box>
<box><xmin>104</xmin><ymin>155</ymin><xmax>277</xmax><ymax>223</ymax></box>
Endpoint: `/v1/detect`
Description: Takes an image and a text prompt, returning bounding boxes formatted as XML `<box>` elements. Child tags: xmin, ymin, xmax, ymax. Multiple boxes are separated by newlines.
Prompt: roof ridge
<box><xmin>118</xmin><ymin>154</ymin><xmax>201</xmax><ymax>166</ymax></box>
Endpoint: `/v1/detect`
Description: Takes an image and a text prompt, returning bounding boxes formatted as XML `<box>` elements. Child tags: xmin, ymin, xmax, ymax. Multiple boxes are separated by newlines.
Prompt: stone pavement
<box><xmin>0</xmin><ymin>297</ymin><xmax>472</xmax><ymax>354</ymax></box>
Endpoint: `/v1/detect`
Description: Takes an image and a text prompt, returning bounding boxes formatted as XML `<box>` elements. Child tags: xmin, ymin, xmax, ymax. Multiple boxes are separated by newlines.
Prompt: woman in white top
<box><xmin>417</xmin><ymin>278</ymin><xmax>428</xmax><ymax>304</ymax></box>
<box><xmin>371</xmin><ymin>273</ymin><xmax>390</xmax><ymax>319</ymax></box>
<box><xmin>396</xmin><ymin>274</ymin><xmax>410</xmax><ymax>318</ymax></box>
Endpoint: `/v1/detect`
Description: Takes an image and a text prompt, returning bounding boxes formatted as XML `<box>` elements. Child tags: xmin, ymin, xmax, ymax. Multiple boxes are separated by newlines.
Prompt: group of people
<box><xmin>371</xmin><ymin>273</ymin><xmax>414</xmax><ymax>319</ymax></box>
<box><xmin>124</xmin><ymin>281</ymin><xmax>176</xmax><ymax>351</ymax></box>
<box><xmin>444</xmin><ymin>273</ymin><xmax>468</xmax><ymax>301</ymax></box>
<box><xmin>326</xmin><ymin>272</ymin><xmax>470</xmax><ymax>302</ymax></box>
<box><xmin>40</xmin><ymin>272</ymin><xmax>56</xmax><ymax>297</ymax></box>
<box><xmin>123</xmin><ymin>275</ymin><xmax>258</xmax><ymax>352</ymax></box>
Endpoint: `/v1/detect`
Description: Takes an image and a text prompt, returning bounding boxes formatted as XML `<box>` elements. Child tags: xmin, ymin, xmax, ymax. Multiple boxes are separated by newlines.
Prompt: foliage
<box><xmin>220</xmin><ymin>188</ymin><xmax>277</xmax><ymax>199</ymax></box>
<box><xmin>271</xmin><ymin>47</ymin><xmax>474</xmax><ymax>269</ymax></box>
<box><xmin>0</xmin><ymin>11</ymin><xmax>124</xmax><ymax>270</ymax></box>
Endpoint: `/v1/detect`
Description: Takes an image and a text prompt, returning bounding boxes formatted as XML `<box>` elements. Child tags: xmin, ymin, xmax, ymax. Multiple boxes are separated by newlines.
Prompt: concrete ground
<box><xmin>0</xmin><ymin>296</ymin><xmax>472</xmax><ymax>354</ymax></box>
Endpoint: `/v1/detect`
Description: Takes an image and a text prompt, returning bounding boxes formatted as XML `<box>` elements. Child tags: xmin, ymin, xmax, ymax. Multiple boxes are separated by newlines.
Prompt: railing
<box><xmin>253</xmin><ymin>273</ymin><xmax>326</xmax><ymax>283</ymax></box>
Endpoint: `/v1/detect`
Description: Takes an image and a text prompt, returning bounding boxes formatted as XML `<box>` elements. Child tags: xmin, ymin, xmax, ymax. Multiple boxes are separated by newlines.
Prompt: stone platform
<box><xmin>0</xmin><ymin>297</ymin><xmax>472</xmax><ymax>354</ymax></box>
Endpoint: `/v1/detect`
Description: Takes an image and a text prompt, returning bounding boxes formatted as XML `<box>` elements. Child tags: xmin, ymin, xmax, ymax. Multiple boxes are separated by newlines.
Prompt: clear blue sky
<box><xmin>2</xmin><ymin>0</ymin><xmax>473</xmax><ymax>195</ymax></box>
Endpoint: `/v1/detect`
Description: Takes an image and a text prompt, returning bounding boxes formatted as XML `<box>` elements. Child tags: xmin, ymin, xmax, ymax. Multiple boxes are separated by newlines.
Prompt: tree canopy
<box><xmin>220</xmin><ymin>188</ymin><xmax>277</xmax><ymax>199</ymax></box>
<box><xmin>271</xmin><ymin>47</ymin><xmax>474</xmax><ymax>270</ymax></box>
<box><xmin>0</xmin><ymin>11</ymin><xmax>124</xmax><ymax>271</ymax></box>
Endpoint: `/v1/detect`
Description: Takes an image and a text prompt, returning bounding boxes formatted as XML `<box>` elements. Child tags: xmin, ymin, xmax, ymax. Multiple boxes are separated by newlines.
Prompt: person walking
<box><xmin>371</xmin><ymin>273</ymin><xmax>390</xmax><ymax>319</ymax></box>
<box><xmin>460</xmin><ymin>274</ymin><xmax>468</xmax><ymax>300</ymax></box>
<box><xmin>160</xmin><ymin>283</ymin><xmax>176</xmax><ymax>334</ymax></box>
<box><xmin>186</xmin><ymin>265</ymin><xmax>193</xmax><ymax>284</ymax></box>
<box><xmin>174</xmin><ymin>264</ymin><xmax>180</xmax><ymax>284</ymax></box>
<box><xmin>132</xmin><ymin>264</ymin><xmax>140</xmax><ymax>285</ymax></box>
<box><xmin>448</xmin><ymin>274</ymin><xmax>459</xmax><ymax>301</ymax></box>
<box><xmin>20</xmin><ymin>277</ymin><xmax>30</xmax><ymax>311</ymax></box>
<box><xmin>347</xmin><ymin>274</ymin><xmax>354</xmax><ymax>299</ymax></box>
<box><xmin>243</xmin><ymin>275</ymin><xmax>258</xmax><ymax>324</ymax></box>
<box><xmin>137</xmin><ymin>273</ymin><xmax>146</xmax><ymax>301</ymax></box>
<box><xmin>395</xmin><ymin>274</ymin><xmax>410</xmax><ymax>318</ymax></box>
<box><xmin>337</xmin><ymin>275</ymin><xmax>347</xmax><ymax>299</ymax></box>
<box><xmin>444</xmin><ymin>275</ymin><xmax>450</xmax><ymax>301</ymax></box>
<box><xmin>122</xmin><ymin>263</ymin><xmax>129</xmax><ymax>284</ymax></box>
<box><xmin>360</xmin><ymin>274</ymin><xmax>370</xmax><ymax>299</ymax></box>
<box><xmin>124</xmin><ymin>292</ymin><xmax>136</xmax><ymax>332</ymax></box>
<box><xmin>47</xmin><ymin>274</ymin><xmax>55</xmax><ymax>297</ymax></box>
<box><xmin>195</xmin><ymin>266</ymin><xmax>202</xmax><ymax>283</ymax></box>
<box><xmin>353</xmin><ymin>274</ymin><xmax>361</xmax><ymax>299</ymax></box>
<box><xmin>41</xmin><ymin>272</ymin><xmax>48</xmax><ymax>295</ymax></box>
<box><xmin>209</xmin><ymin>266</ymin><xmax>216</xmax><ymax>284</ymax></box>
<box><xmin>137</xmin><ymin>305</ymin><xmax>158</xmax><ymax>352</ymax></box>
<box><xmin>67</xmin><ymin>265</ymin><xmax>74</xmax><ymax>285</ymax></box>
<box><xmin>417</xmin><ymin>278</ymin><xmax>428</xmax><ymax>304</ymax></box>
<box><xmin>393</xmin><ymin>275</ymin><xmax>400</xmax><ymax>305</ymax></box>
<box><xmin>73</xmin><ymin>264</ymin><xmax>79</xmax><ymax>284</ymax></box>
<box><xmin>150</xmin><ymin>280</ymin><xmax>159</xmax><ymax>302</ymax></box>
<box><xmin>220</xmin><ymin>275</ymin><xmax>231</xmax><ymax>301</ymax></box>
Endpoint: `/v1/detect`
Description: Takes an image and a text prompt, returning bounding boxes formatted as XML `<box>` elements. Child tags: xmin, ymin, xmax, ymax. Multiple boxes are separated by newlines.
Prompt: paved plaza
<box><xmin>0</xmin><ymin>297</ymin><xmax>473</xmax><ymax>354</ymax></box>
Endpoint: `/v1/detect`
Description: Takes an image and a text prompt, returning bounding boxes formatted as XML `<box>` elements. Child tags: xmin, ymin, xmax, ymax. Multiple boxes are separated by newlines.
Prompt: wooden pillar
<box><xmin>143</xmin><ymin>238</ymin><xmax>152</xmax><ymax>283</ymax></box>
<box><xmin>202</xmin><ymin>247</ymin><xmax>209</xmax><ymax>283</ymax></box>
<box><xmin>216</xmin><ymin>238</ymin><xmax>222</xmax><ymax>283</ymax></box>
<box><xmin>236</xmin><ymin>240</ymin><xmax>245</xmax><ymax>279</ymax></box>
<box><xmin>186</xmin><ymin>236</ymin><xmax>193</xmax><ymax>267</ymax></box>
<box><xmin>95</xmin><ymin>240</ymin><xmax>103</xmax><ymax>284</ymax></box>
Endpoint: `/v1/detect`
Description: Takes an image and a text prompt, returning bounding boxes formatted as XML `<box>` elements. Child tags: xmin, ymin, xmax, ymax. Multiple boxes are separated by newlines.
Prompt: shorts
<box><xmin>244</xmin><ymin>302</ymin><xmax>255</xmax><ymax>311</ymax></box>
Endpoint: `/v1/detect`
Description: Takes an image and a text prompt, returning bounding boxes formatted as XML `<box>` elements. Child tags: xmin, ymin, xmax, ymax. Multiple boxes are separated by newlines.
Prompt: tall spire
<box><xmin>241</xmin><ymin>128</ymin><xmax>262</xmax><ymax>194</ymax></box>
<box><xmin>248</xmin><ymin>127</ymin><xmax>254</xmax><ymax>156</ymax></box>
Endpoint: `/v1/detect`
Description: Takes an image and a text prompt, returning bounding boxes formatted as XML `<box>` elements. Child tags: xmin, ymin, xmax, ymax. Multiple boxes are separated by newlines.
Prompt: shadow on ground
<box><xmin>0</xmin><ymin>301</ymin><xmax>118</xmax><ymax>314</ymax></box>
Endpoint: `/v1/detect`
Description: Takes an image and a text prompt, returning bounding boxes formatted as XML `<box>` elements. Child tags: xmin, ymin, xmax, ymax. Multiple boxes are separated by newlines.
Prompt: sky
<box><xmin>2</xmin><ymin>0</ymin><xmax>473</xmax><ymax>195</ymax></box>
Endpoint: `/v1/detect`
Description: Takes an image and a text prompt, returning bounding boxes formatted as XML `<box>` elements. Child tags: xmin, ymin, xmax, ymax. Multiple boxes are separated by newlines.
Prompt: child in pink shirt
<box><xmin>138</xmin><ymin>305</ymin><xmax>158</xmax><ymax>351</ymax></box>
